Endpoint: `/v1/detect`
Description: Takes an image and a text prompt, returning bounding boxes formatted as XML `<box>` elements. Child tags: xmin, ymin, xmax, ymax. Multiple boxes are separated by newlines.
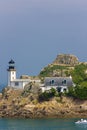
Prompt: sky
<box><xmin>0</xmin><ymin>0</ymin><xmax>87</xmax><ymax>85</ymax></box>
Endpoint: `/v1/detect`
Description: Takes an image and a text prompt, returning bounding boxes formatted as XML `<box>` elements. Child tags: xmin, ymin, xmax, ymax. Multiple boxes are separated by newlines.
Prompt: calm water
<box><xmin>0</xmin><ymin>118</ymin><xmax>87</xmax><ymax>130</ymax></box>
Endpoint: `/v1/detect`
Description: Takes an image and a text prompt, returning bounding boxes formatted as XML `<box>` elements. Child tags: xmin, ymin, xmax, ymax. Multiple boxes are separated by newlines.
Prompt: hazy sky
<box><xmin>0</xmin><ymin>0</ymin><xmax>87</xmax><ymax>84</ymax></box>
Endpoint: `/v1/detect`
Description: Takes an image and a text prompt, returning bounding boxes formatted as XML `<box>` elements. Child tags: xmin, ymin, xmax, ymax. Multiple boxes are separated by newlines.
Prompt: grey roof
<box><xmin>44</xmin><ymin>77</ymin><xmax>73</xmax><ymax>87</ymax></box>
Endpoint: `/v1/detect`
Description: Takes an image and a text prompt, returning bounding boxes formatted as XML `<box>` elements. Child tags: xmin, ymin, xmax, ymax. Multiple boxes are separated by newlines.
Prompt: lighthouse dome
<box><xmin>9</xmin><ymin>59</ymin><xmax>15</xmax><ymax>64</ymax></box>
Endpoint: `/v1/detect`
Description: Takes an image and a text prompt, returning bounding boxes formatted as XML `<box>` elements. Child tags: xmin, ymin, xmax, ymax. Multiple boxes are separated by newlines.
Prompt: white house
<box><xmin>41</xmin><ymin>76</ymin><xmax>74</xmax><ymax>92</ymax></box>
<box><xmin>7</xmin><ymin>59</ymin><xmax>41</xmax><ymax>89</ymax></box>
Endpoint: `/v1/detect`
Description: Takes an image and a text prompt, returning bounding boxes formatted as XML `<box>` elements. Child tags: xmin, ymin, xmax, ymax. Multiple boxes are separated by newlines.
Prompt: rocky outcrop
<box><xmin>53</xmin><ymin>54</ymin><xmax>79</xmax><ymax>66</ymax></box>
<box><xmin>22</xmin><ymin>82</ymin><xmax>42</xmax><ymax>97</ymax></box>
<box><xmin>0</xmin><ymin>84</ymin><xmax>87</xmax><ymax>118</ymax></box>
<box><xmin>0</xmin><ymin>98</ymin><xmax>87</xmax><ymax>118</ymax></box>
<box><xmin>0</xmin><ymin>88</ymin><xmax>87</xmax><ymax>119</ymax></box>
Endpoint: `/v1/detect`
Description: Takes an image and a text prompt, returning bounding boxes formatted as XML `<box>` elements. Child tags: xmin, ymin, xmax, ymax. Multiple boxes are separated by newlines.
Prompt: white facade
<box><xmin>7</xmin><ymin>70</ymin><xmax>41</xmax><ymax>89</ymax></box>
<box><xmin>9</xmin><ymin>79</ymin><xmax>41</xmax><ymax>89</ymax></box>
<box><xmin>41</xmin><ymin>85</ymin><xmax>68</xmax><ymax>93</ymax></box>
<box><xmin>41</xmin><ymin>76</ymin><xmax>73</xmax><ymax>93</ymax></box>
<box><xmin>41</xmin><ymin>86</ymin><xmax>57</xmax><ymax>93</ymax></box>
<box><xmin>10</xmin><ymin>79</ymin><xmax>31</xmax><ymax>89</ymax></box>
<box><xmin>8</xmin><ymin>69</ymin><xmax>16</xmax><ymax>86</ymax></box>
<box><xmin>7</xmin><ymin>60</ymin><xmax>41</xmax><ymax>89</ymax></box>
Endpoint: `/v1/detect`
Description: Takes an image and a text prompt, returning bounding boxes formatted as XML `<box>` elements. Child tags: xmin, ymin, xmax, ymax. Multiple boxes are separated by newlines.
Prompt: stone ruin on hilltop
<box><xmin>53</xmin><ymin>54</ymin><xmax>79</xmax><ymax>66</ymax></box>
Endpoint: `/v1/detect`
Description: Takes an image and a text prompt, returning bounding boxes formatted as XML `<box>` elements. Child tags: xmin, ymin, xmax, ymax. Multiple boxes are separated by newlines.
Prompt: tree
<box><xmin>75</xmin><ymin>82</ymin><xmax>87</xmax><ymax>99</ymax></box>
<box><xmin>38</xmin><ymin>88</ymin><xmax>56</xmax><ymax>101</ymax></box>
<box><xmin>71</xmin><ymin>64</ymin><xmax>87</xmax><ymax>84</ymax></box>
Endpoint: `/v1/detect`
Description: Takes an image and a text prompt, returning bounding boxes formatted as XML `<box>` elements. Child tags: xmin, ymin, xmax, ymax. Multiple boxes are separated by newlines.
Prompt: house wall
<box><xmin>41</xmin><ymin>86</ymin><xmax>58</xmax><ymax>92</ymax></box>
<box><xmin>43</xmin><ymin>77</ymin><xmax>73</xmax><ymax>92</ymax></box>
<box><xmin>10</xmin><ymin>81</ymin><xmax>30</xmax><ymax>89</ymax></box>
<box><xmin>41</xmin><ymin>85</ymin><xmax>68</xmax><ymax>93</ymax></box>
<box><xmin>9</xmin><ymin>79</ymin><xmax>41</xmax><ymax>90</ymax></box>
<box><xmin>30</xmin><ymin>79</ymin><xmax>41</xmax><ymax>83</ymax></box>
<box><xmin>10</xmin><ymin>81</ymin><xmax>24</xmax><ymax>89</ymax></box>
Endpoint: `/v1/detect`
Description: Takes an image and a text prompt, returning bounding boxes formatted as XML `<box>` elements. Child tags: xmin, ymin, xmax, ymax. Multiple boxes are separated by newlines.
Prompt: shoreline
<box><xmin>0</xmin><ymin>102</ymin><xmax>87</xmax><ymax>119</ymax></box>
<box><xmin>1</xmin><ymin>88</ymin><xmax>87</xmax><ymax>119</ymax></box>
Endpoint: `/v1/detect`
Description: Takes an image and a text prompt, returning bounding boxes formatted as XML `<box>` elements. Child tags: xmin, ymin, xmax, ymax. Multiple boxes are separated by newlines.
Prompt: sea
<box><xmin>0</xmin><ymin>118</ymin><xmax>87</xmax><ymax>130</ymax></box>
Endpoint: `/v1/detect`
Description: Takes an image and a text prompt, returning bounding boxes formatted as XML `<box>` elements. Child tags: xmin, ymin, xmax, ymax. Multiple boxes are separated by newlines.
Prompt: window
<box><xmin>62</xmin><ymin>80</ymin><xmax>66</xmax><ymax>85</ymax></box>
<box><xmin>12</xmin><ymin>72</ymin><xmax>14</xmax><ymax>75</ymax></box>
<box><xmin>63</xmin><ymin>80</ymin><xmax>66</xmax><ymax>84</ymax></box>
<box><xmin>15</xmin><ymin>82</ymin><xmax>19</xmax><ymax>86</ymax></box>
<box><xmin>49</xmin><ymin>80</ymin><xmax>55</xmax><ymax>85</ymax></box>
<box><xmin>51</xmin><ymin>80</ymin><xmax>54</xmax><ymax>84</ymax></box>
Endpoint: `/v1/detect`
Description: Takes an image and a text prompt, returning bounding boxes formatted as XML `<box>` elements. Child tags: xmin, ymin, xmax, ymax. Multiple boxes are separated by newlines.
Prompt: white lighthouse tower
<box><xmin>7</xmin><ymin>59</ymin><xmax>16</xmax><ymax>86</ymax></box>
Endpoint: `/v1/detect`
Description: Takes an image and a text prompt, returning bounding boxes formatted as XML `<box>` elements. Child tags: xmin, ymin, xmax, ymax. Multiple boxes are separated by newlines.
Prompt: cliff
<box><xmin>0</xmin><ymin>87</ymin><xmax>87</xmax><ymax>118</ymax></box>
<box><xmin>53</xmin><ymin>54</ymin><xmax>79</xmax><ymax>66</ymax></box>
<box><xmin>39</xmin><ymin>54</ymin><xmax>80</xmax><ymax>78</ymax></box>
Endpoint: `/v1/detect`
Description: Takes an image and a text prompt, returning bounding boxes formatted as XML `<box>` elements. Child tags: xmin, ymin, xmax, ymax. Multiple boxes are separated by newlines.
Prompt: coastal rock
<box><xmin>1</xmin><ymin>88</ymin><xmax>87</xmax><ymax>118</ymax></box>
<box><xmin>53</xmin><ymin>54</ymin><xmax>79</xmax><ymax>66</ymax></box>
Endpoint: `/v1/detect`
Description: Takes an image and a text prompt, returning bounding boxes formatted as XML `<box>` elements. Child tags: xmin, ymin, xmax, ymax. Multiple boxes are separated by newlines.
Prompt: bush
<box><xmin>71</xmin><ymin>64</ymin><xmax>87</xmax><ymax>84</ymax></box>
<box><xmin>67</xmin><ymin>87</ymin><xmax>76</xmax><ymax>97</ymax></box>
<box><xmin>38</xmin><ymin>88</ymin><xmax>56</xmax><ymax>101</ymax></box>
<box><xmin>39</xmin><ymin>65</ymin><xmax>67</xmax><ymax>77</ymax></box>
<box><xmin>75</xmin><ymin>82</ymin><xmax>87</xmax><ymax>100</ymax></box>
<box><xmin>67</xmin><ymin>82</ymin><xmax>87</xmax><ymax>100</ymax></box>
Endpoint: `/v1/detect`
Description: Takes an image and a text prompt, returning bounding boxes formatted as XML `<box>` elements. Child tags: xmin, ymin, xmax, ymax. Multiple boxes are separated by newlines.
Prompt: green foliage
<box><xmin>71</xmin><ymin>64</ymin><xmax>87</xmax><ymax>84</ymax></box>
<box><xmin>67</xmin><ymin>82</ymin><xmax>87</xmax><ymax>100</ymax></box>
<box><xmin>39</xmin><ymin>63</ymin><xmax>87</xmax><ymax>83</ymax></box>
<box><xmin>50</xmin><ymin>88</ymin><xmax>56</xmax><ymax>95</ymax></box>
<box><xmin>75</xmin><ymin>82</ymin><xmax>87</xmax><ymax>99</ymax></box>
<box><xmin>39</xmin><ymin>65</ymin><xmax>67</xmax><ymax>77</ymax></box>
<box><xmin>39</xmin><ymin>63</ymin><xmax>87</xmax><ymax>100</ymax></box>
<box><xmin>67</xmin><ymin>64</ymin><xmax>87</xmax><ymax>99</ymax></box>
<box><xmin>67</xmin><ymin>87</ymin><xmax>76</xmax><ymax>97</ymax></box>
<box><xmin>38</xmin><ymin>88</ymin><xmax>56</xmax><ymax>101</ymax></box>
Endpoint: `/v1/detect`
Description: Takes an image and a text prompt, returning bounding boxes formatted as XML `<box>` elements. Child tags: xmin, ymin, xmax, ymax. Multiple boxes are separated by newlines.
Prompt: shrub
<box><xmin>38</xmin><ymin>88</ymin><xmax>56</xmax><ymax>101</ymax></box>
<box><xmin>71</xmin><ymin>64</ymin><xmax>87</xmax><ymax>84</ymax></box>
<box><xmin>67</xmin><ymin>82</ymin><xmax>87</xmax><ymax>100</ymax></box>
<box><xmin>75</xmin><ymin>82</ymin><xmax>87</xmax><ymax>100</ymax></box>
<box><xmin>39</xmin><ymin>65</ymin><xmax>67</xmax><ymax>77</ymax></box>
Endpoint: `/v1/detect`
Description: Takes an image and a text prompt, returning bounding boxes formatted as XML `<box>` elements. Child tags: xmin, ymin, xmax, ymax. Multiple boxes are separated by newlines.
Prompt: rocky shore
<box><xmin>0</xmin><ymin>88</ymin><xmax>87</xmax><ymax>119</ymax></box>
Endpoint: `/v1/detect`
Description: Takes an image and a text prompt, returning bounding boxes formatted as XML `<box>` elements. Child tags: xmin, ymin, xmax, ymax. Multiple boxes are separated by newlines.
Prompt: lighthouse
<box><xmin>7</xmin><ymin>59</ymin><xmax>16</xmax><ymax>86</ymax></box>
<box><xmin>7</xmin><ymin>59</ymin><xmax>40</xmax><ymax>89</ymax></box>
